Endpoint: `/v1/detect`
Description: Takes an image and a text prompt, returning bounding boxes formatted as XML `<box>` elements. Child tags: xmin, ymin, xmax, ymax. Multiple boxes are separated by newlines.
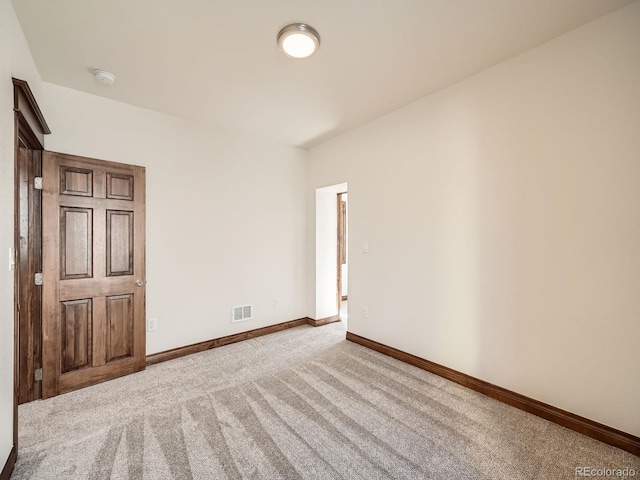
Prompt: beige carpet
<box><xmin>13</xmin><ymin>323</ymin><xmax>640</xmax><ymax>479</ymax></box>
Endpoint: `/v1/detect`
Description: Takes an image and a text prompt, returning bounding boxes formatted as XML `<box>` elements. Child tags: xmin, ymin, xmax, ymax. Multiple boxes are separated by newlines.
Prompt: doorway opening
<box><xmin>315</xmin><ymin>183</ymin><xmax>348</xmax><ymax>328</ymax></box>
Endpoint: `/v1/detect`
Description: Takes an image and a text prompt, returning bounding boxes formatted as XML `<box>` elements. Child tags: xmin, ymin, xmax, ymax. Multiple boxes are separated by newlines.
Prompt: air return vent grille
<box><xmin>232</xmin><ymin>305</ymin><xmax>253</xmax><ymax>323</ymax></box>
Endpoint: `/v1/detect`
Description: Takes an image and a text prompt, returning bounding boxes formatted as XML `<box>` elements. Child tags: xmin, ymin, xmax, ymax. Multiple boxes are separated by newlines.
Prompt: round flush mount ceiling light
<box><xmin>94</xmin><ymin>69</ymin><xmax>116</xmax><ymax>86</ymax></box>
<box><xmin>277</xmin><ymin>23</ymin><xmax>320</xmax><ymax>58</ymax></box>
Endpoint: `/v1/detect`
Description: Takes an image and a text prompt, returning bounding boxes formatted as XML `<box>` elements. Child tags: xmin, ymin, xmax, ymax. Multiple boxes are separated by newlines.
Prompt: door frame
<box><xmin>11</xmin><ymin>78</ymin><xmax>50</xmax><ymax>472</ymax></box>
<box><xmin>16</xmin><ymin>142</ymin><xmax>43</xmax><ymax>404</ymax></box>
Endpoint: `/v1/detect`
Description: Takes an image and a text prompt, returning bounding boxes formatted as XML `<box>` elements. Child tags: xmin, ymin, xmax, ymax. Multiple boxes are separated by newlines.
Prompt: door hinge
<box><xmin>35</xmin><ymin>272</ymin><xmax>43</xmax><ymax>286</ymax></box>
<box><xmin>34</xmin><ymin>177</ymin><xmax>43</xmax><ymax>190</ymax></box>
<box><xmin>34</xmin><ymin>368</ymin><xmax>42</xmax><ymax>382</ymax></box>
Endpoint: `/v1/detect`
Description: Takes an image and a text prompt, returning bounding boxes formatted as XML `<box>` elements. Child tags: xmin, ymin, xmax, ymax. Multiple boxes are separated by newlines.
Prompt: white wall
<box><xmin>41</xmin><ymin>83</ymin><xmax>308</xmax><ymax>354</ymax></box>
<box><xmin>0</xmin><ymin>0</ymin><xmax>45</xmax><ymax>465</ymax></box>
<box><xmin>308</xmin><ymin>3</ymin><xmax>640</xmax><ymax>437</ymax></box>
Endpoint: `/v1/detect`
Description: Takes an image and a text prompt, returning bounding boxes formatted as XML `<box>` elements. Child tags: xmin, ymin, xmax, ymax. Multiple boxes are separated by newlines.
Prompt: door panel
<box><xmin>106</xmin><ymin>173</ymin><xmax>134</xmax><ymax>200</ymax></box>
<box><xmin>60</xmin><ymin>299</ymin><xmax>92</xmax><ymax>373</ymax></box>
<box><xmin>106</xmin><ymin>294</ymin><xmax>134</xmax><ymax>362</ymax></box>
<box><xmin>60</xmin><ymin>207</ymin><xmax>93</xmax><ymax>279</ymax></box>
<box><xmin>106</xmin><ymin>210</ymin><xmax>134</xmax><ymax>276</ymax></box>
<box><xmin>60</xmin><ymin>166</ymin><xmax>93</xmax><ymax>196</ymax></box>
<box><xmin>42</xmin><ymin>151</ymin><xmax>145</xmax><ymax>398</ymax></box>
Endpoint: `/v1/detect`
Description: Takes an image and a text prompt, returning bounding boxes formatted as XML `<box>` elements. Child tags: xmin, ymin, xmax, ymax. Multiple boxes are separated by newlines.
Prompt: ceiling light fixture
<box><xmin>94</xmin><ymin>69</ymin><xmax>115</xmax><ymax>86</ymax></box>
<box><xmin>277</xmin><ymin>23</ymin><xmax>320</xmax><ymax>59</ymax></box>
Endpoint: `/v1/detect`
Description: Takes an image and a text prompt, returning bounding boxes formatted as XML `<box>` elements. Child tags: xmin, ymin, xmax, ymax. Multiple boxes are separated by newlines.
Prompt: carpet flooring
<box><xmin>12</xmin><ymin>323</ymin><xmax>640</xmax><ymax>479</ymax></box>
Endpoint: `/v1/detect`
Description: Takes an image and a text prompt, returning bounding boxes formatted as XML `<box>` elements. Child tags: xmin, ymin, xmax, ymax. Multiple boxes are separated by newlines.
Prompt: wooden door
<box><xmin>42</xmin><ymin>151</ymin><xmax>146</xmax><ymax>398</ymax></box>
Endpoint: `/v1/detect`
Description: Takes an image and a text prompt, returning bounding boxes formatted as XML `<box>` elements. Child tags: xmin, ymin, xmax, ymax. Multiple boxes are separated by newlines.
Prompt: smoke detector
<box><xmin>94</xmin><ymin>69</ymin><xmax>115</xmax><ymax>86</ymax></box>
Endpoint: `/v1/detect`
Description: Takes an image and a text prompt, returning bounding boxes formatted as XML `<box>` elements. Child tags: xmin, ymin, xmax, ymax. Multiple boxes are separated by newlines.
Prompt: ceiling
<box><xmin>12</xmin><ymin>0</ymin><xmax>636</xmax><ymax>148</ymax></box>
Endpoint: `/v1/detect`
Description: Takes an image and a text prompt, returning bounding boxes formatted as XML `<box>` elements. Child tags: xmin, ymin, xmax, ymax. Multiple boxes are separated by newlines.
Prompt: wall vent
<box><xmin>232</xmin><ymin>305</ymin><xmax>253</xmax><ymax>323</ymax></box>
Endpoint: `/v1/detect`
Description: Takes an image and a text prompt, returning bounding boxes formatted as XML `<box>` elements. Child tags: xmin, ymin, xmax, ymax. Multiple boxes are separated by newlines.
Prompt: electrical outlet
<box><xmin>362</xmin><ymin>307</ymin><xmax>368</xmax><ymax>318</ymax></box>
<box><xmin>274</xmin><ymin>297</ymin><xmax>280</xmax><ymax>307</ymax></box>
<box><xmin>147</xmin><ymin>318</ymin><xmax>157</xmax><ymax>332</ymax></box>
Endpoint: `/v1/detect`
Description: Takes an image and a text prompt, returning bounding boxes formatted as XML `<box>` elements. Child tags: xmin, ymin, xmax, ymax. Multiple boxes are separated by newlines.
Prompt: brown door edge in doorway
<box><xmin>336</xmin><ymin>192</ymin><xmax>347</xmax><ymax>313</ymax></box>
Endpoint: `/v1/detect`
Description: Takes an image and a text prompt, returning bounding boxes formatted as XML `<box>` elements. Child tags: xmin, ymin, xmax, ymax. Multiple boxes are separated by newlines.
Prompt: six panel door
<box><xmin>42</xmin><ymin>151</ymin><xmax>146</xmax><ymax>398</ymax></box>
